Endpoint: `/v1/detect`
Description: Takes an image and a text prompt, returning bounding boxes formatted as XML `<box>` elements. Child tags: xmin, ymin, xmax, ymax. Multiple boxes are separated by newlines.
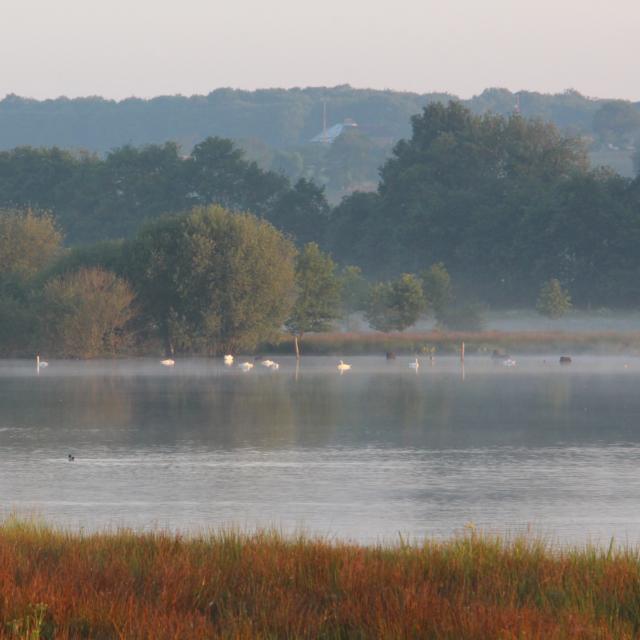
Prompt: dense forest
<box><xmin>2</xmin><ymin>98</ymin><xmax>640</xmax><ymax>358</ymax></box>
<box><xmin>2</xmin><ymin>101</ymin><xmax>640</xmax><ymax>309</ymax></box>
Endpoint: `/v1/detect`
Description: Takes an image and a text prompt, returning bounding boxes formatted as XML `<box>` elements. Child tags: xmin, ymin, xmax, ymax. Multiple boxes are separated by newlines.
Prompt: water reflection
<box><xmin>1</xmin><ymin>355</ymin><xmax>640</xmax><ymax>542</ymax></box>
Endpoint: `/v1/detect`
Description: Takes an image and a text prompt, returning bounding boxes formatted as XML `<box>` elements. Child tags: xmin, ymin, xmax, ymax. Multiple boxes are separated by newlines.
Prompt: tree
<box><xmin>365</xmin><ymin>274</ymin><xmax>426</xmax><ymax>332</ymax></box>
<box><xmin>126</xmin><ymin>205</ymin><xmax>296</xmax><ymax>355</ymax></box>
<box><xmin>269</xmin><ymin>178</ymin><xmax>330</xmax><ymax>245</ymax></box>
<box><xmin>0</xmin><ymin>293</ymin><xmax>39</xmax><ymax>356</ymax></box>
<box><xmin>285</xmin><ymin>243</ymin><xmax>341</xmax><ymax>357</ymax></box>
<box><xmin>536</xmin><ymin>279</ymin><xmax>572</xmax><ymax>319</ymax></box>
<box><xmin>0</xmin><ymin>208</ymin><xmax>62</xmax><ymax>283</ymax></box>
<box><xmin>40</xmin><ymin>268</ymin><xmax>135</xmax><ymax>358</ymax></box>
<box><xmin>420</xmin><ymin>263</ymin><xmax>452</xmax><ymax>318</ymax></box>
<box><xmin>339</xmin><ymin>265</ymin><xmax>369</xmax><ymax>314</ymax></box>
<box><xmin>593</xmin><ymin>101</ymin><xmax>640</xmax><ymax>148</ymax></box>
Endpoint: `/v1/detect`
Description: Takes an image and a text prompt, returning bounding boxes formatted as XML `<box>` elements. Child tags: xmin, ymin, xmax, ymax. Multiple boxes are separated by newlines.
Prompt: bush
<box><xmin>537</xmin><ymin>279</ymin><xmax>572</xmax><ymax>319</ymax></box>
<box><xmin>41</xmin><ymin>268</ymin><xmax>135</xmax><ymax>358</ymax></box>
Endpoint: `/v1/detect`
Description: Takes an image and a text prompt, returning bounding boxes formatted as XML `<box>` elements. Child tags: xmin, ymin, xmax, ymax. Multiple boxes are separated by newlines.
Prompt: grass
<box><xmin>265</xmin><ymin>330</ymin><xmax>640</xmax><ymax>356</ymax></box>
<box><xmin>2</xmin><ymin>519</ymin><xmax>640</xmax><ymax>638</ymax></box>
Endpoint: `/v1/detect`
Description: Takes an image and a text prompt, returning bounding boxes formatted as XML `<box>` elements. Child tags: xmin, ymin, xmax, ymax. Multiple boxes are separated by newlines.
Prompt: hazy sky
<box><xmin>2</xmin><ymin>0</ymin><xmax>638</xmax><ymax>101</ymax></box>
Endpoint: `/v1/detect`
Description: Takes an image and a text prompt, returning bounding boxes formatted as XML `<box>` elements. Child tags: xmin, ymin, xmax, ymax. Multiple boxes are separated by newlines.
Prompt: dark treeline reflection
<box><xmin>1</xmin><ymin>358</ymin><xmax>640</xmax><ymax>451</ymax></box>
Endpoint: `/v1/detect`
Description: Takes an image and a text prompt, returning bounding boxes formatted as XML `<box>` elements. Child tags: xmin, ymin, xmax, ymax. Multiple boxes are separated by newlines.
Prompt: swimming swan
<box><xmin>224</xmin><ymin>354</ymin><xmax>234</xmax><ymax>365</ymax></box>
<box><xmin>239</xmin><ymin>362</ymin><xmax>254</xmax><ymax>372</ymax></box>
<box><xmin>337</xmin><ymin>360</ymin><xmax>352</xmax><ymax>372</ymax></box>
<box><xmin>161</xmin><ymin>359</ymin><xmax>175</xmax><ymax>367</ymax></box>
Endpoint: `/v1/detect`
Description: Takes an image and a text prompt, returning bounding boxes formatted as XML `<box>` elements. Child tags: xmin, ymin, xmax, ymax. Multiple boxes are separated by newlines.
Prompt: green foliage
<box><xmin>40</xmin><ymin>268</ymin><xmax>135</xmax><ymax>358</ymax></box>
<box><xmin>420</xmin><ymin>263</ymin><xmax>452</xmax><ymax>317</ymax></box>
<box><xmin>0</xmin><ymin>138</ymin><xmax>327</xmax><ymax>246</ymax></box>
<box><xmin>0</xmin><ymin>292</ymin><xmax>39</xmax><ymax>356</ymax></box>
<box><xmin>536</xmin><ymin>279</ymin><xmax>572</xmax><ymax>319</ymax></box>
<box><xmin>4</xmin><ymin>93</ymin><xmax>640</xmax><ymax>311</ymax></box>
<box><xmin>286</xmin><ymin>243</ymin><xmax>341</xmax><ymax>337</ymax></box>
<box><xmin>365</xmin><ymin>274</ymin><xmax>426</xmax><ymax>332</ymax></box>
<box><xmin>269</xmin><ymin>178</ymin><xmax>330</xmax><ymax>245</ymax></box>
<box><xmin>128</xmin><ymin>205</ymin><xmax>296</xmax><ymax>355</ymax></box>
<box><xmin>0</xmin><ymin>86</ymin><xmax>609</xmax><ymax>154</ymax></box>
<box><xmin>330</xmin><ymin>101</ymin><xmax>640</xmax><ymax>308</ymax></box>
<box><xmin>0</xmin><ymin>208</ymin><xmax>62</xmax><ymax>283</ymax></box>
<box><xmin>339</xmin><ymin>266</ymin><xmax>370</xmax><ymax>316</ymax></box>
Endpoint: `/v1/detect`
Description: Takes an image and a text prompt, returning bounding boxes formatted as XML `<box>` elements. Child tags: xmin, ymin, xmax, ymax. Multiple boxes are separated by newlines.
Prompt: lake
<box><xmin>1</xmin><ymin>355</ymin><xmax>639</xmax><ymax>544</ymax></box>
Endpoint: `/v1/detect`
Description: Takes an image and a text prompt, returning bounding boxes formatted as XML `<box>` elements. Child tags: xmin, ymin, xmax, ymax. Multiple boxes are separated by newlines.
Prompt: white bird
<box><xmin>224</xmin><ymin>354</ymin><xmax>234</xmax><ymax>365</ymax></box>
<box><xmin>161</xmin><ymin>359</ymin><xmax>175</xmax><ymax>367</ymax></box>
<box><xmin>261</xmin><ymin>359</ymin><xmax>275</xmax><ymax>368</ymax></box>
<box><xmin>409</xmin><ymin>358</ymin><xmax>420</xmax><ymax>371</ymax></box>
<box><xmin>269</xmin><ymin>362</ymin><xmax>279</xmax><ymax>370</ymax></box>
<box><xmin>239</xmin><ymin>362</ymin><xmax>254</xmax><ymax>372</ymax></box>
<box><xmin>38</xmin><ymin>361</ymin><xmax>48</xmax><ymax>368</ymax></box>
<box><xmin>337</xmin><ymin>360</ymin><xmax>352</xmax><ymax>373</ymax></box>
<box><xmin>502</xmin><ymin>358</ymin><xmax>517</xmax><ymax>368</ymax></box>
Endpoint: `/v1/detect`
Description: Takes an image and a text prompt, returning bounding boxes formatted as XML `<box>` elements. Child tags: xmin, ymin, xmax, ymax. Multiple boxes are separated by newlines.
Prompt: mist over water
<box><xmin>2</xmin><ymin>355</ymin><xmax>640</xmax><ymax>544</ymax></box>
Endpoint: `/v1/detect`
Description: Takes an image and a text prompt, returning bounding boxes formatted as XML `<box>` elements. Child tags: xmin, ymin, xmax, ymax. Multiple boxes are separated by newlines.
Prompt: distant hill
<box><xmin>1</xmin><ymin>86</ymin><xmax>638</xmax><ymax>187</ymax></box>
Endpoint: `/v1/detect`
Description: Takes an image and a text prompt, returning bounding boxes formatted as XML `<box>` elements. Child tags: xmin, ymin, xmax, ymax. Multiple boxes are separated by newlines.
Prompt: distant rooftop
<box><xmin>310</xmin><ymin>118</ymin><xmax>358</xmax><ymax>144</ymax></box>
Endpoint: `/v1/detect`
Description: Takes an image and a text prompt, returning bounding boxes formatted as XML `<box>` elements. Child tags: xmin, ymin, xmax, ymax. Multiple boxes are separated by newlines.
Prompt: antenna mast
<box><xmin>514</xmin><ymin>93</ymin><xmax>521</xmax><ymax>116</ymax></box>
<box><xmin>322</xmin><ymin>99</ymin><xmax>327</xmax><ymax>143</ymax></box>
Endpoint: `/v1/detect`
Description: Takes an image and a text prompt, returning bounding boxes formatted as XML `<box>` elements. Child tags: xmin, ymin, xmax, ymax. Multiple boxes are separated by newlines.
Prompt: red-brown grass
<box><xmin>1</xmin><ymin>519</ymin><xmax>640</xmax><ymax>639</ymax></box>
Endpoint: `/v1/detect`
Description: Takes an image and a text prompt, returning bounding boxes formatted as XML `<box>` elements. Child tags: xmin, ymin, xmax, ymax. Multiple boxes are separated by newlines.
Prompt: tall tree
<box><xmin>420</xmin><ymin>263</ymin><xmax>452</xmax><ymax>319</ymax></box>
<box><xmin>126</xmin><ymin>205</ymin><xmax>296</xmax><ymax>355</ymax></box>
<box><xmin>0</xmin><ymin>208</ymin><xmax>63</xmax><ymax>284</ymax></box>
<box><xmin>365</xmin><ymin>274</ymin><xmax>426</xmax><ymax>333</ymax></box>
<box><xmin>40</xmin><ymin>268</ymin><xmax>135</xmax><ymax>358</ymax></box>
<box><xmin>536</xmin><ymin>278</ymin><xmax>572</xmax><ymax>319</ymax></box>
<box><xmin>286</xmin><ymin>243</ymin><xmax>341</xmax><ymax>357</ymax></box>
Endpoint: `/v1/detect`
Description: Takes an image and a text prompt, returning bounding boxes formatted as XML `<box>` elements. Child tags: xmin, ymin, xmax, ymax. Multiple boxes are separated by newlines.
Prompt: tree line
<box><xmin>1</xmin><ymin>101</ymin><xmax>639</xmax><ymax>315</ymax></box>
<box><xmin>1</xmin><ymin>86</ymin><xmax>635</xmax><ymax>152</ymax></box>
<box><xmin>1</xmin><ymin>207</ymin><xmax>489</xmax><ymax>358</ymax></box>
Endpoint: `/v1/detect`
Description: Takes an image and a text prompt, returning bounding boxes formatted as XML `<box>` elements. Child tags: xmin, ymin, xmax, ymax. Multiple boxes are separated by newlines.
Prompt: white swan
<box><xmin>261</xmin><ymin>359</ymin><xmax>275</xmax><ymax>367</ymax></box>
<box><xmin>161</xmin><ymin>359</ymin><xmax>175</xmax><ymax>367</ymax></box>
<box><xmin>409</xmin><ymin>358</ymin><xmax>420</xmax><ymax>370</ymax></box>
<box><xmin>502</xmin><ymin>358</ymin><xmax>517</xmax><ymax>368</ymax></box>
<box><xmin>239</xmin><ymin>362</ymin><xmax>254</xmax><ymax>372</ymax></box>
<box><xmin>337</xmin><ymin>360</ymin><xmax>352</xmax><ymax>372</ymax></box>
<box><xmin>224</xmin><ymin>354</ymin><xmax>234</xmax><ymax>365</ymax></box>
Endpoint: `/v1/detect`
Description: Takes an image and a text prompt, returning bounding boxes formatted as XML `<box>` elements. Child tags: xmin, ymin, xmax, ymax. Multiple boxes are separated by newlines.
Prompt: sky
<box><xmin>1</xmin><ymin>0</ymin><xmax>638</xmax><ymax>101</ymax></box>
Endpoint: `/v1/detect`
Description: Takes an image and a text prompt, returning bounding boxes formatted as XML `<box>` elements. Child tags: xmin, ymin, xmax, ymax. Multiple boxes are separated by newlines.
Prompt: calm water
<box><xmin>2</xmin><ymin>355</ymin><xmax>640</xmax><ymax>544</ymax></box>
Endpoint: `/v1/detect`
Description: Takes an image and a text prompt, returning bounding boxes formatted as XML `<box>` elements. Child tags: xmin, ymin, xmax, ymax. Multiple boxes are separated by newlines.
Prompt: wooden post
<box><xmin>36</xmin><ymin>354</ymin><xmax>40</xmax><ymax>374</ymax></box>
<box><xmin>460</xmin><ymin>341</ymin><xmax>465</xmax><ymax>363</ymax></box>
<box><xmin>294</xmin><ymin>335</ymin><xmax>300</xmax><ymax>360</ymax></box>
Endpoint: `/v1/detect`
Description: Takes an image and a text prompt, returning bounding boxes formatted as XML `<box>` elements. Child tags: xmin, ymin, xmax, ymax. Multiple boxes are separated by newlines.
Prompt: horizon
<box><xmin>3</xmin><ymin>0</ymin><xmax>638</xmax><ymax>102</ymax></box>
<box><xmin>1</xmin><ymin>84</ymin><xmax>636</xmax><ymax>104</ymax></box>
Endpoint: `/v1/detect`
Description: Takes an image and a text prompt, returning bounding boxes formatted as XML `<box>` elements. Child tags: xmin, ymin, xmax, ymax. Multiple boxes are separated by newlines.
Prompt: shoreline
<box><xmin>266</xmin><ymin>330</ymin><xmax>640</xmax><ymax>356</ymax></box>
<box><xmin>5</xmin><ymin>330</ymin><xmax>640</xmax><ymax>361</ymax></box>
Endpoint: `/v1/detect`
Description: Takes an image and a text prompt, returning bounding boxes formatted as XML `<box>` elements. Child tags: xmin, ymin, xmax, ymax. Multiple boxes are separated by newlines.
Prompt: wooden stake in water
<box><xmin>36</xmin><ymin>354</ymin><xmax>40</xmax><ymax>375</ymax></box>
<box><xmin>460</xmin><ymin>342</ymin><xmax>465</xmax><ymax>363</ymax></box>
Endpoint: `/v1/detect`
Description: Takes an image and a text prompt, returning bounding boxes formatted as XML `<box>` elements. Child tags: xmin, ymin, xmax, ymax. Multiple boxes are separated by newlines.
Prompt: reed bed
<box><xmin>267</xmin><ymin>330</ymin><xmax>640</xmax><ymax>356</ymax></box>
<box><xmin>1</xmin><ymin>520</ymin><xmax>640</xmax><ymax>638</ymax></box>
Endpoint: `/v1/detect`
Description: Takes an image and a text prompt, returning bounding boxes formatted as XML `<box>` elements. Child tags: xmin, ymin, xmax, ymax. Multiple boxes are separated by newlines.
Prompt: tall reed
<box><xmin>1</xmin><ymin>519</ymin><xmax>640</xmax><ymax>638</ymax></box>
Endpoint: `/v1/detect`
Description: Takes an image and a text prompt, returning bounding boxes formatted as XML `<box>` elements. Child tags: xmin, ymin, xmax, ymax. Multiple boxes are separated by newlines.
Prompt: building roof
<box><xmin>310</xmin><ymin>119</ymin><xmax>358</xmax><ymax>144</ymax></box>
